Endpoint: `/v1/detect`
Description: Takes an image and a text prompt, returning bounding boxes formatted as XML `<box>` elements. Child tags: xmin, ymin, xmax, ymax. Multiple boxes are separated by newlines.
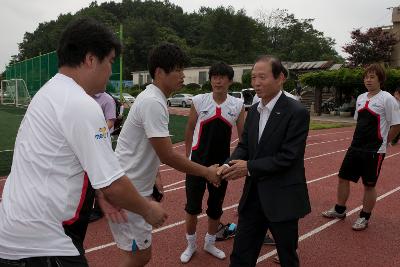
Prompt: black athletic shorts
<box><xmin>0</xmin><ymin>255</ymin><xmax>88</xmax><ymax>267</ymax></box>
<box><xmin>338</xmin><ymin>147</ymin><xmax>385</xmax><ymax>187</ymax></box>
<box><xmin>184</xmin><ymin>174</ymin><xmax>228</xmax><ymax>220</ymax></box>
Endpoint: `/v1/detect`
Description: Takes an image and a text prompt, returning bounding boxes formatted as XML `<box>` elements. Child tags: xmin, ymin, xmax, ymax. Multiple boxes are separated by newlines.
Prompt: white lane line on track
<box><xmin>306</xmin><ymin>138</ymin><xmax>350</xmax><ymax>147</ymax></box>
<box><xmin>256</xmin><ymin>184</ymin><xmax>400</xmax><ymax>264</ymax></box>
<box><xmin>85</xmin><ymin>203</ymin><xmax>239</xmax><ymax>254</ymax></box>
<box><xmin>304</xmin><ymin>149</ymin><xmax>347</xmax><ymax>160</ymax></box>
<box><xmin>84</xmin><ymin>152</ymin><xmax>400</xmax><ymax>254</ymax></box>
<box><xmin>308</xmin><ymin>130</ymin><xmax>353</xmax><ymax>138</ymax></box>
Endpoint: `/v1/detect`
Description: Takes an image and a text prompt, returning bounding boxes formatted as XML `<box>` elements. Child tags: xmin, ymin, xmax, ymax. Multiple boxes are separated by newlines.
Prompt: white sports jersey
<box><xmin>0</xmin><ymin>74</ymin><xmax>124</xmax><ymax>259</ymax></box>
<box><xmin>352</xmin><ymin>90</ymin><xmax>400</xmax><ymax>153</ymax></box>
<box><xmin>115</xmin><ymin>84</ymin><xmax>170</xmax><ymax>197</ymax></box>
<box><xmin>190</xmin><ymin>93</ymin><xmax>243</xmax><ymax>165</ymax></box>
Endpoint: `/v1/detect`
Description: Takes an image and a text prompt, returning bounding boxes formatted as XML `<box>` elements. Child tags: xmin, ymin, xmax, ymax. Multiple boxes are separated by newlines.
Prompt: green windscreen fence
<box><xmin>5</xmin><ymin>51</ymin><xmax>121</xmax><ymax>96</ymax></box>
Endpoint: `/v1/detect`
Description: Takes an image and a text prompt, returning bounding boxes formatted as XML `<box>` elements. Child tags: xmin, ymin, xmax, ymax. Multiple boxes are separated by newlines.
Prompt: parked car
<box><xmin>167</xmin><ymin>94</ymin><xmax>193</xmax><ymax>108</ymax></box>
<box><xmin>228</xmin><ymin>88</ymin><xmax>255</xmax><ymax>110</ymax></box>
<box><xmin>122</xmin><ymin>93</ymin><xmax>135</xmax><ymax>105</ymax></box>
<box><xmin>110</xmin><ymin>92</ymin><xmax>135</xmax><ymax>105</ymax></box>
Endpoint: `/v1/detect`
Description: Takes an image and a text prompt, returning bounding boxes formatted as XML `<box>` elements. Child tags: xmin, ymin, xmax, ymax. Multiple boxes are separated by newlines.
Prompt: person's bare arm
<box><xmin>388</xmin><ymin>124</ymin><xmax>400</xmax><ymax>143</ymax></box>
<box><xmin>106</xmin><ymin>119</ymin><xmax>115</xmax><ymax>130</ymax></box>
<box><xmin>185</xmin><ymin>105</ymin><xmax>198</xmax><ymax>157</ymax></box>
<box><xmin>100</xmin><ymin>175</ymin><xmax>167</xmax><ymax>227</ymax></box>
<box><xmin>149</xmin><ymin>137</ymin><xmax>219</xmax><ymax>185</ymax></box>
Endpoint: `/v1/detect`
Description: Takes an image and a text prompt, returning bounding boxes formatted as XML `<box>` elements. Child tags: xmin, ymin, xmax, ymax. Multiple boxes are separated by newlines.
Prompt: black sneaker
<box><xmin>263</xmin><ymin>234</ymin><xmax>275</xmax><ymax>245</ymax></box>
<box><xmin>216</xmin><ymin>223</ymin><xmax>236</xmax><ymax>241</ymax></box>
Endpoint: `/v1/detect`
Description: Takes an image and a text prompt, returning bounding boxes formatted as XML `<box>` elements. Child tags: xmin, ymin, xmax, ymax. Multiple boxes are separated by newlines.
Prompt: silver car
<box><xmin>167</xmin><ymin>94</ymin><xmax>193</xmax><ymax>108</ymax></box>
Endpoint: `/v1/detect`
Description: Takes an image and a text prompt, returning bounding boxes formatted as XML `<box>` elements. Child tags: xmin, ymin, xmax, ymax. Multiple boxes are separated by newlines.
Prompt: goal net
<box><xmin>1</xmin><ymin>79</ymin><xmax>31</xmax><ymax>107</ymax></box>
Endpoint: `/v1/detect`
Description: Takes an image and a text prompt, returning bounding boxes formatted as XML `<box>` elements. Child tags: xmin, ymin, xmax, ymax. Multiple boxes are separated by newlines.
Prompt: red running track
<box><xmin>1</xmin><ymin>112</ymin><xmax>400</xmax><ymax>266</ymax></box>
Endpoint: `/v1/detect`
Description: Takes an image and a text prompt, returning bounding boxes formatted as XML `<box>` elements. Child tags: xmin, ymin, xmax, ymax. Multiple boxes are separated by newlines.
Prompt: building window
<box><xmin>199</xmin><ymin>71</ymin><xmax>207</xmax><ymax>85</ymax></box>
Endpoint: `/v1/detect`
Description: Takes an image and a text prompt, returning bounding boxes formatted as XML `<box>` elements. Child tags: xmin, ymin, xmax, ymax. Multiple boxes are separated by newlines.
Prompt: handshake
<box><xmin>205</xmin><ymin>160</ymin><xmax>248</xmax><ymax>186</ymax></box>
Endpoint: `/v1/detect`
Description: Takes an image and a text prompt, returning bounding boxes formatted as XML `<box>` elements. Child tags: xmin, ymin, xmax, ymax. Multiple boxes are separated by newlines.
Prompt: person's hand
<box><xmin>143</xmin><ymin>200</ymin><xmax>168</xmax><ymax>228</ymax></box>
<box><xmin>206</xmin><ymin>164</ymin><xmax>221</xmax><ymax>187</ymax></box>
<box><xmin>222</xmin><ymin>160</ymin><xmax>248</xmax><ymax>181</ymax></box>
<box><xmin>217</xmin><ymin>164</ymin><xmax>229</xmax><ymax>176</ymax></box>
<box><xmin>97</xmin><ymin>196</ymin><xmax>128</xmax><ymax>223</ymax></box>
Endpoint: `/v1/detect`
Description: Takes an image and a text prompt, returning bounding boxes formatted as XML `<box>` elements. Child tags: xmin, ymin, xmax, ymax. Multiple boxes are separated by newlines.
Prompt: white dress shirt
<box><xmin>257</xmin><ymin>91</ymin><xmax>282</xmax><ymax>141</ymax></box>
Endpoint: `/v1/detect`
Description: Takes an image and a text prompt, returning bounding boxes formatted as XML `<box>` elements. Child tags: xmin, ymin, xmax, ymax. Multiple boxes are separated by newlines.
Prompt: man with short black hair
<box><xmin>0</xmin><ymin>18</ymin><xmax>167</xmax><ymax>267</ymax></box>
<box><xmin>106</xmin><ymin>43</ymin><xmax>221</xmax><ymax>267</ymax></box>
<box><xmin>180</xmin><ymin>62</ymin><xmax>245</xmax><ymax>263</ymax></box>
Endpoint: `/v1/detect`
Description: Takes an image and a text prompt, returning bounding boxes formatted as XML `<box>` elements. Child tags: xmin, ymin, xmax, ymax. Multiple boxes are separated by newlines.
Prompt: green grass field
<box><xmin>0</xmin><ymin>104</ymin><xmax>349</xmax><ymax>176</ymax></box>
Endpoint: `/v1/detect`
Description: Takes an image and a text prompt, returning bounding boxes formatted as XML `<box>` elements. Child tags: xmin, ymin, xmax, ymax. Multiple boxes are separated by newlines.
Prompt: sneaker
<box><xmin>216</xmin><ymin>223</ymin><xmax>236</xmax><ymax>241</ymax></box>
<box><xmin>203</xmin><ymin>243</ymin><xmax>226</xmax><ymax>260</ymax></box>
<box><xmin>321</xmin><ymin>207</ymin><xmax>346</xmax><ymax>219</ymax></box>
<box><xmin>352</xmin><ymin>217</ymin><xmax>368</xmax><ymax>231</ymax></box>
<box><xmin>180</xmin><ymin>245</ymin><xmax>197</xmax><ymax>263</ymax></box>
<box><xmin>263</xmin><ymin>234</ymin><xmax>275</xmax><ymax>245</ymax></box>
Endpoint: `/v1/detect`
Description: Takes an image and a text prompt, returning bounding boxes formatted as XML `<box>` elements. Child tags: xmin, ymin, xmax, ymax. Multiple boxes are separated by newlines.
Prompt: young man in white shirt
<box><xmin>0</xmin><ymin>18</ymin><xmax>167</xmax><ymax>267</ymax></box>
<box><xmin>322</xmin><ymin>63</ymin><xmax>400</xmax><ymax>230</ymax></box>
<box><xmin>104</xmin><ymin>43</ymin><xmax>220</xmax><ymax>267</ymax></box>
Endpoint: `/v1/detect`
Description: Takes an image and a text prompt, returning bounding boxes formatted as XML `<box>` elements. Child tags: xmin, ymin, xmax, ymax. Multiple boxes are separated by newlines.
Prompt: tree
<box><xmin>342</xmin><ymin>27</ymin><xmax>397</xmax><ymax>67</ymax></box>
<box><xmin>255</xmin><ymin>9</ymin><xmax>342</xmax><ymax>62</ymax></box>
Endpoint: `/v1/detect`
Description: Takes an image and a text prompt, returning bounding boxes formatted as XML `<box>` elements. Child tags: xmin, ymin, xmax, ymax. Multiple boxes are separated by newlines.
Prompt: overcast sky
<box><xmin>0</xmin><ymin>0</ymin><xmax>398</xmax><ymax>73</ymax></box>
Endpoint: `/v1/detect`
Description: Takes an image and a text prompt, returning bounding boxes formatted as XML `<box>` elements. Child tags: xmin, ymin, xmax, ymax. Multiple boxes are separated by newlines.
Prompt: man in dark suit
<box><xmin>218</xmin><ymin>55</ymin><xmax>311</xmax><ymax>267</ymax></box>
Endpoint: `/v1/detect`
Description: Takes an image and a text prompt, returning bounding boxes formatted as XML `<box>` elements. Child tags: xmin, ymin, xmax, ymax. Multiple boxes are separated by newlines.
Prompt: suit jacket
<box><xmin>229</xmin><ymin>93</ymin><xmax>311</xmax><ymax>222</ymax></box>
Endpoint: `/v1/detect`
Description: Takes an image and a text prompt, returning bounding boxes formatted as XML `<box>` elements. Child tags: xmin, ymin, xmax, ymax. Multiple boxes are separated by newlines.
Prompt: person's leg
<box><xmin>323</xmin><ymin>148</ymin><xmax>360</xmax><ymax>218</ymax></box>
<box><xmin>269</xmin><ymin>219</ymin><xmax>299</xmax><ymax>267</ymax></box>
<box><xmin>204</xmin><ymin>180</ymin><xmax>228</xmax><ymax>259</ymax></box>
<box><xmin>362</xmin><ymin>185</ymin><xmax>377</xmax><ymax>213</ymax></box>
<box><xmin>337</xmin><ymin>177</ymin><xmax>350</xmax><ymax>206</ymax></box>
<box><xmin>181</xmin><ymin>175</ymin><xmax>206</xmax><ymax>263</ymax></box>
<box><xmin>230</xmin><ymin>187</ymin><xmax>267</xmax><ymax>267</ymax></box>
<box><xmin>352</xmin><ymin>152</ymin><xmax>385</xmax><ymax>230</ymax></box>
<box><xmin>119</xmin><ymin>246</ymin><xmax>151</xmax><ymax>267</ymax></box>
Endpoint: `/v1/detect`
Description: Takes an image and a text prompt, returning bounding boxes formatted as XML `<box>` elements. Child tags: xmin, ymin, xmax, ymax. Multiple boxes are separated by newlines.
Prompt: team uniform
<box><xmin>185</xmin><ymin>93</ymin><xmax>243</xmax><ymax>219</ymax></box>
<box><xmin>339</xmin><ymin>90</ymin><xmax>400</xmax><ymax>186</ymax></box>
<box><xmin>111</xmin><ymin>84</ymin><xmax>170</xmax><ymax>252</ymax></box>
<box><xmin>0</xmin><ymin>74</ymin><xmax>124</xmax><ymax>265</ymax></box>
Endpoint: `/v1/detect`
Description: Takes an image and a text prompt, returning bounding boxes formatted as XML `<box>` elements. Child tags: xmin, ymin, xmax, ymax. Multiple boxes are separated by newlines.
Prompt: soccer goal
<box><xmin>0</xmin><ymin>79</ymin><xmax>31</xmax><ymax>107</ymax></box>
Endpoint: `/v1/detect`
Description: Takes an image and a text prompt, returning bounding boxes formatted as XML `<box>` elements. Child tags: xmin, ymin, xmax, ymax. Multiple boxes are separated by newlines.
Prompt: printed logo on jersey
<box><xmin>200</xmin><ymin>110</ymin><xmax>209</xmax><ymax>115</ymax></box>
<box><xmin>228</xmin><ymin>111</ymin><xmax>237</xmax><ymax>117</ymax></box>
<box><xmin>95</xmin><ymin>127</ymin><xmax>109</xmax><ymax>140</ymax></box>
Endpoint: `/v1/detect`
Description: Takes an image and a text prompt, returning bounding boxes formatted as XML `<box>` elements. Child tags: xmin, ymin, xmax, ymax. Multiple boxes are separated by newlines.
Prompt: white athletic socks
<box><xmin>203</xmin><ymin>233</ymin><xmax>226</xmax><ymax>260</ymax></box>
<box><xmin>180</xmin><ymin>233</ymin><xmax>197</xmax><ymax>263</ymax></box>
<box><xmin>180</xmin><ymin>232</ymin><xmax>226</xmax><ymax>263</ymax></box>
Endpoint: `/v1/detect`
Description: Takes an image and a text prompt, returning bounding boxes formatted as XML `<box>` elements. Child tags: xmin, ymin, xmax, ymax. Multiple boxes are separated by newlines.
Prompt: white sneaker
<box><xmin>352</xmin><ymin>217</ymin><xmax>368</xmax><ymax>231</ymax></box>
<box><xmin>180</xmin><ymin>245</ymin><xmax>197</xmax><ymax>263</ymax></box>
<box><xmin>204</xmin><ymin>243</ymin><xmax>226</xmax><ymax>260</ymax></box>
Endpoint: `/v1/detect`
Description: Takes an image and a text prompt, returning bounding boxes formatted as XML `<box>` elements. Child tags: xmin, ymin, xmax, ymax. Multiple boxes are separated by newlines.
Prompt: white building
<box><xmin>131</xmin><ymin>64</ymin><xmax>253</xmax><ymax>87</ymax></box>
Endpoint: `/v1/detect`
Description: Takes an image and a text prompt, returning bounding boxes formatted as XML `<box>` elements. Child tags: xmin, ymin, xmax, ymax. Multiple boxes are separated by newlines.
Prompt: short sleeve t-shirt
<box><xmin>352</xmin><ymin>90</ymin><xmax>400</xmax><ymax>153</ymax></box>
<box><xmin>190</xmin><ymin>93</ymin><xmax>243</xmax><ymax>165</ymax></box>
<box><xmin>115</xmin><ymin>84</ymin><xmax>170</xmax><ymax>197</ymax></box>
<box><xmin>0</xmin><ymin>73</ymin><xmax>125</xmax><ymax>259</ymax></box>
